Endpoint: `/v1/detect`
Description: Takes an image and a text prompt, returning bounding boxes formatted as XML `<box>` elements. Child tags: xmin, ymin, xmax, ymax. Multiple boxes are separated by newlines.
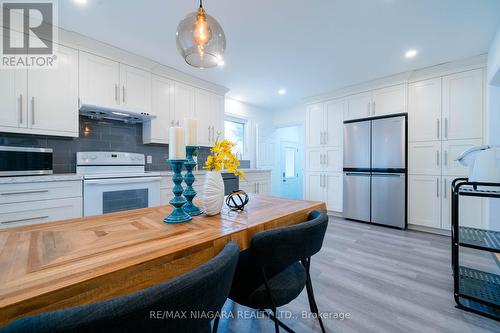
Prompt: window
<box><xmin>224</xmin><ymin>117</ymin><xmax>246</xmax><ymax>157</ymax></box>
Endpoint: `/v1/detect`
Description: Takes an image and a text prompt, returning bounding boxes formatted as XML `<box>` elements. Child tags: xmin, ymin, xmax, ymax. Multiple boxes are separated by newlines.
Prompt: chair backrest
<box><xmin>250</xmin><ymin>210</ymin><xmax>328</xmax><ymax>269</ymax></box>
<box><xmin>1</xmin><ymin>242</ymin><xmax>240</xmax><ymax>333</ymax></box>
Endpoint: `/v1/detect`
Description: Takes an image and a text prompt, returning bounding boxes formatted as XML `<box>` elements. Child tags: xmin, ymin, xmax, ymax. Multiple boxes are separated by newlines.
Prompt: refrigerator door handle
<box><xmin>372</xmin><ymin>173</ymin><xmax>403</xmax><ymax>177</ymax></box>
<box><xmin>345</xmin><ymin>172</ymin><xmax>371</xmax><ymax>176</ymax></box>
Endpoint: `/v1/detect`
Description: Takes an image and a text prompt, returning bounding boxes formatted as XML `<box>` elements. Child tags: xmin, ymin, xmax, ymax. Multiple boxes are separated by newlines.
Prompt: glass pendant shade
<box><xmin>176</xmin><ymin>7</ymin><xmax>226</xmax><ymax>69</ymax></box>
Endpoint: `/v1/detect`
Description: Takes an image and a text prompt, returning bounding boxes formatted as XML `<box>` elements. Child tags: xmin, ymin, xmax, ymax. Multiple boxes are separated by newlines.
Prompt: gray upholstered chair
<box><xmin>1</xmin><ymin>242</ymin><xmax>240</xmax><ymax>333</ymax></box>
<box><xmin>229</xmin><ymin>210</ymin><xmax>329</xmax><ymax>333</ymax></box>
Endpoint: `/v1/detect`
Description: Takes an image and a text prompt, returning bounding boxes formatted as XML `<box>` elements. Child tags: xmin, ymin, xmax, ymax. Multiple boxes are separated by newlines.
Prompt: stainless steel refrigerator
<box><xmin>343</xmin><ymin>114</ymin><xmax>407</xmax><ymax>229</ymax></box>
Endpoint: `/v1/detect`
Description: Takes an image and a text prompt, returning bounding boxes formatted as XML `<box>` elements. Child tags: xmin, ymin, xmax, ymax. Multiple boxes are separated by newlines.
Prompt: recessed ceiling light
<box><xmin>405</xmin><ymin>49</ymin><xmax>418</xmax><ymax>58</ymax></box>
<box><xmin>278</xmin><ymin>89</ymin><xmax>286</xmax><ymax>95</ymax></box>
<box><xmin>74</xmin><ymin>0</ymin><xmax>88</xmax><ymax>6</ymax></box>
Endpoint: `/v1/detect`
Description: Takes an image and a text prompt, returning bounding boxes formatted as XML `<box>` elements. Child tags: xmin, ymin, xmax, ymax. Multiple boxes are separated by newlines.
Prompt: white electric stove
<box><xmin>77</xmin><ymin>152</ymin><xmax>161</xmax><ymax>216</ymax></box>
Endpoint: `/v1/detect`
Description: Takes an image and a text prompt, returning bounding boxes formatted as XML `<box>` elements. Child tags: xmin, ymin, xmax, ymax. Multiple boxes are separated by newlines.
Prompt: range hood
<box><xmin>79</xmin><ymin>104</ymin><xmax>156</xmax><ymax>124</ymax></box>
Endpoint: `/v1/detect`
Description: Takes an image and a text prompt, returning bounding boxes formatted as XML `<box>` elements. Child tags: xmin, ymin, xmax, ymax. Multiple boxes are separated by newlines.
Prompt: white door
<box><xmin>372</xmin><ymin>84</ymin><xmax>406</xmax><ymax>116</ymax></box>
<box><xmin>442</xmin><ymin>69</ymin><xmax>483</xmax><ymax>140</ymax></box>
<box><xmin>408</xmin><ymin>175</ymin><xmax>441</xmax><ymax>228</ymax></box>
<box><xmin>79</xmin><ymin>51</ymin><xmax>120</xmax><ymax>107</ymax></box>
<box><xmin>306</xmin><ymin>103</ymin><xmax>324</xmax><ymax>146</ymax></box>
<box><xmin>0</xmin><ymin>69</ymin><xmax>26</xmax><ymax>129</ymax></box>
<box><xmin>28</xmin><ymin>45</ymin><xmax>79</xmax><ymax>136</ymax></box>
<box><xmin>173</xmin><ymin>82</ymin><xmax>195</xmax><ymax>125</ymax></box>
<box><xmin>442</xmin><ymin>139</ymin><xmax>483</xmax><ymax>176</ymax></box>
<box><xmin>344</xmin><ymin>91</ymin><xmax>372</xmax><ymax>120</ymax></box>
<box><xmin>119</xmin><ymin>64</ymin><xmax>151</xmax><ymax>112</ymax></box>
<box><xmin>280</xmin><ymin>141</ymin><xmax>300</xmax><ymax>199</ymax></box>
<box><xmin>195</xmin><ymin>89</ymin><xmax>212</xmax><ymax>146</ymax></box>
<box><xmin>305</xmin><ymin>148</ymin><xmax>323</xmax><ymax>172</ymax></box>
<box><xmin>325</xmin><ymin>146</ymin><xmax>343</xmax><ymax>172</ymax></box>
<box><xmin>305</xmin><ymin>173</ymin><xmax>324</xmax><ymax>202</ymax></box>
<box><xmin>325</xmin><ymin>99</ymin><xmax>344</xmax><ymax>146</ymax></box>
<box><xmin>143</xmin><ymin>75</ymin><xmax>174</xmax><ymax>144</ymax></box>
<box><xmin>408</xmin><ymin>78</ymin><xmax>442</xmax><ymax>142</ymax></box>
<box><xmin>441</xmin><ymin>176</ymin><xmax>484</xmax><ymax>230</ymax></box>
<box><xmin>325</xmin><ymin>172</ymin><xmax>342</xmax><ymax>212</ymax></box>
<box><xmin>409</xmin><ymin>141</ymin><xmax>442</xmax><ymax>175</ymax></box>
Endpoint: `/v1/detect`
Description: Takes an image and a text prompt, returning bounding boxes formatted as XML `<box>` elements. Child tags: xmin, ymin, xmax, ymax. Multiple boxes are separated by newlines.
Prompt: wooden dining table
<box><xmin>0</xmin><ymin>194</ymin><xmax>326</xmax><ymax>327</ymax></box>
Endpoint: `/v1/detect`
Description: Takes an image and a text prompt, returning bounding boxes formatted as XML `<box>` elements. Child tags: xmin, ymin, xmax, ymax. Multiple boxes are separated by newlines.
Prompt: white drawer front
<box><xmin>0</xmin><ymin>197</ymin><xmax>82</xmax><ymax>228</ymax></box>
<box><xmin>0</xmin><ymin>181</ymin><xmax>82</xmax><ymax>204</ymax></box>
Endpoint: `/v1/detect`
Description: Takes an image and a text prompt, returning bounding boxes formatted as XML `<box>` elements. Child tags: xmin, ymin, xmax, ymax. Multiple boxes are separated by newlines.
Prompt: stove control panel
<box><xmin>77</xmin><ymin>152</ymin><xmax>145</xmax><ymax>166</ymax></box>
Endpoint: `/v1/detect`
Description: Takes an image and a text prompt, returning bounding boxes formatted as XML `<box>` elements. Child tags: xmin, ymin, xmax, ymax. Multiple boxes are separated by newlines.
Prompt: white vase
<box><xmin>202</xmin><ymin>170</ymin><xmax>225</xmax><ymax>216</ymax></box>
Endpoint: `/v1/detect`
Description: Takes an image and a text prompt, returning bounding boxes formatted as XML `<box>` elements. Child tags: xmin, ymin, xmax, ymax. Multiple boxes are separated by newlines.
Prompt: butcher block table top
<box><xmin>0</xmin><ymin>194</ymin><xmax>326</xmax><ymax>327</ymax></box>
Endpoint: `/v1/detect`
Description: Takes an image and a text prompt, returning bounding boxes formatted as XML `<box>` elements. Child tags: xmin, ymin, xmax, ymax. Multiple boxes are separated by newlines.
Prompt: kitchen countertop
<box><xmin>158</xmin><ymin>168</ymin><xmax>272</xmax><ymax>176</ymax></box>
<box><xmin>0</xmin><ymin>174</ymin><xmax>83</xmax><ymax>184</ymax></box>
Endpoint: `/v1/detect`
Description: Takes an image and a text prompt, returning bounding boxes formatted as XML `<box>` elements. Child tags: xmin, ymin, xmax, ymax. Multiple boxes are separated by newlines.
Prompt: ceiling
<box><xmin>58</xmin><ymin>0</ymin><xmax>500</xmax><ymax>110</ymax></box>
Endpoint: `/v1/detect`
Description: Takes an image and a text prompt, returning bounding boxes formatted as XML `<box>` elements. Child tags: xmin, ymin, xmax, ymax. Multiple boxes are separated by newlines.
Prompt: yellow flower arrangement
<box><xmin>204</xmin><ymin>135</ymin><xmax>245</xmax><ymax>178</ymax></box>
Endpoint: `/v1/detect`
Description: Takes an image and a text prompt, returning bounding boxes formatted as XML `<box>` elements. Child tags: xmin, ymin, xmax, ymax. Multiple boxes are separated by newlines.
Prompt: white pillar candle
<box><xmin>184</xmin><ymin>118</ymin><xmax>198</xmax><ymax>146</ymax></box>
<box><xmin>169</xmin><ymin>127</ymin><xmax>186</xmax><ymax>160</ymax></box>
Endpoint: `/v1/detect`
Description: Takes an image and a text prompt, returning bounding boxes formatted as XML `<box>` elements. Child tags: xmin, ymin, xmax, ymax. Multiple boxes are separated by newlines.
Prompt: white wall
<box><xmin>486</xmin><ymin>26</ymin><xmax>500</xmax><ymax>230</ymax></box>
<box><xmin>224</xmin><ymin>98</ymin><xmax>273</xmax><ymax>168</ymax></box>
<box><xmin>272</xmin><ymin>105</ymin><xmax>306</xmax><ymax>128</ymax></box>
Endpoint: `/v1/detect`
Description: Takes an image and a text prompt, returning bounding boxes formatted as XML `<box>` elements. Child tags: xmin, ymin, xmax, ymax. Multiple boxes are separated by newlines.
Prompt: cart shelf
<box><xmin>458</xmin><ymin>266</ymin><xmax>500</xmax><ymax>308</ymax></box>
<box><xmin>459</xmin><ymin>227</ymin><xmax>500</xmax><ymax>253</ymax></box>
<box><xmin>458</xmin><ymin>187</ymin><xmax>500</xmax><ymax>198</ymax></box>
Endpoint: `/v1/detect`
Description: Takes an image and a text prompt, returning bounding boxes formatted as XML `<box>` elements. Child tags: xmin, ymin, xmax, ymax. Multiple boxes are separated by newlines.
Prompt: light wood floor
<box><xmin>217</xmin><ymin>217</ymin><xmax>500</xmax><ymax>333</ymax></box>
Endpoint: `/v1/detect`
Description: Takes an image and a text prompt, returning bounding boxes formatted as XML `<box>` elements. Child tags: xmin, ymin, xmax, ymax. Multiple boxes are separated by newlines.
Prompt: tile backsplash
<box><xmin>0</xmin><ymin>116</ymin><xmax>212</xmax><ymax>173</ymax></box>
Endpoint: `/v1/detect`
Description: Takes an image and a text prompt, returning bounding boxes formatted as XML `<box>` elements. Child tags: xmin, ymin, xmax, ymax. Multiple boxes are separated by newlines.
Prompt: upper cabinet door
<box><xmin>28</xmin><ymin>45</ymin><xmax>79</xmax><ymax>136</ymax></box>
<box><xmin>344</xmin><ymin>91</ymin><xmax>371</xmax><ymax>121</ymax></box>
<box><xmin>79</xmin><ymin>51</ymin><xmax>120</xmax><ymax>107</ymax></box>
<box><xmin>211</xmin><ymin>94</ymin><xmax>225</xmax><ymax>140</ymax></box>
<box><xmin>173</xmin><ymin>82</ymin><xmax>195</xmax><ymax>124</ymax></box>
<box><xmin>195</xmin><ymin>89</ymin><xmax>212</xmax><ymax>146</ymax></box>
<box><xmin>408</xmin><ymin>78</ymin><xmax>442</xmax><ymax>142</ymax></box>
<box><xmin>0</xmin><ymin>69</ymin><xmax>26</xmax><ymax>129</ymax></box>
<box><xmin>143</xmin><ymin>75</ymin><xmax>174</xmax><ymax>144</ymax></box>
<box><xmin>306</xmin><ymin>103</ymin><xmax>324</xmax><ymax>147</ymax></box>
<box><xmin>119</xmin><ymin>64</ymin><xmax>151</xmax><ymax>112</ymax></box>
<box><xmin>325</xmin><ymin>99</ymin><xmax>344</xmax><ymax>147</ymax></box>
<box><xmin>371</xmin><ymin>84</ymin><xmax>406</xmax><ymax>116</ymax></box>
<box><xmin>442</xmin><ymin>69</ymin><xmax>483</xmax><ymax>140</ymax></box>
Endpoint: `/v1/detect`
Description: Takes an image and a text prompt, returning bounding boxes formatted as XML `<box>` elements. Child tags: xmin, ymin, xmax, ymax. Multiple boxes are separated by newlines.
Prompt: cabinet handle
<box><xmin>436</xmin><ymin>178</ymin><xmax>439</xmax><ymax>198</ymax></box>
<box><xmin>444</xmin><ymin>179</ymin><xmax>447</xmax><ymax>199</ymax></box>
<box><xmin>444</xmin><ymin>150</ymin><xmax>448</xmax><ymax>167</ymax></box>
<box><xmin>436</xmin><ymin>150</ymin><xmax>440</xmax><ymax>166</ymax></box>
<box><xmin>1</xmin><ymin>189</ymin><xmax>49</xmax><ymax>196</ymax></box>
<box><xmin>212</xmin><ymin>126</ymin><xmax>215</xmax><ymax>142</ymax></box>
<box><xmin>31</xmin><ymin>96</ymin><xmax>35</xmax><ymax>125</ymax></box>
<box><xmin>171</xmin><ymin>120</ymin><xmax>174</xmax><ymax>126</ymax></box>
<box><xmin>1</xmin><ymin>215</ymin><xmax>49</xmax><ymax>225</ymax></box>
<box><xmin>122</xmin><ymin>86</ymin><xmax>126</xmax><ymax>103</ymax></box>
<box><xmin>445</xmin><ymin>118</ymin><xmax>448</xmax><ymax>139</ymax></box>
<box><xmin>114</xmin><ymin>84</ymin><xmax>118</xmax><ymax>102</ymax></box>
<box><xmin>176</xmin><ymin>120</ymin><xmax>180</xmax><ymax>126</ymax></box>
<box><xmin>19</xmin><ymin>94</ymin><xmax>23</xmax><ymax>124</ymax></box>
<box><xmin>367</xmin><ymin>102</ymin><xmax>370</xmax><ymax>115</ymax></box>
<box><xmin>372</xmin><ymin>101</ymin><xmax>376</xmax><ymax>115</ymax></box>
<box><xmin>436</xmin><ymin>119</ymin><xmax>440</xmax><ymax>139</ymax></box>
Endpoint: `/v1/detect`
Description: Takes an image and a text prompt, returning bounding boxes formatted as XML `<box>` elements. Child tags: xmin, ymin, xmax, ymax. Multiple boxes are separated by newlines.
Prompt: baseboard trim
<box><xmin>408</xmin><ymin>224</ymin><xmax>451</xmax><ymax>236</ymax></box>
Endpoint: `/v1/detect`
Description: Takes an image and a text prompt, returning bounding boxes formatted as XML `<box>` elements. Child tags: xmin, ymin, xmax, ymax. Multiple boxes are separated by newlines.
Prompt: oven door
<box><xmin>83</xmin><ymin>177</ymin><xmax>160</xmax><ymax>216</ymax></box>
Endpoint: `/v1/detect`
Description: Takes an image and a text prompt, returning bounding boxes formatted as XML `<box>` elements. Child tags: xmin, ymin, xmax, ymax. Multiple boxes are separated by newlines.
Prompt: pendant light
<box><xmin>176</xmin><ymin>0</ymin><xmax>226</xmax><ymax>68</ymax></box>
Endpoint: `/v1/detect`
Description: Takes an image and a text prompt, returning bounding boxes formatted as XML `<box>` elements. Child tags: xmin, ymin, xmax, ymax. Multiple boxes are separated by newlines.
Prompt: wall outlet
<box><xmin>147</xmin><ymin>155</ymin><xmax>153</xmax><ymax>164</ymax></box>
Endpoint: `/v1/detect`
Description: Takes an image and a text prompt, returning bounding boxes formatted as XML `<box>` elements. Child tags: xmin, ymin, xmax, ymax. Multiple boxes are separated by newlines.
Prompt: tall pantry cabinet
<box><xmin>408</xmin><ymin>68</ymin><xmax>485</xmax><ymax>231</ymax></box>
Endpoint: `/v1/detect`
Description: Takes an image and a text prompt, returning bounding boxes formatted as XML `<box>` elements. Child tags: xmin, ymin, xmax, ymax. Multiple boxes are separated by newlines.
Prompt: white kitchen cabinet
<box><xmin>0</xmin><ymin>69</ymin><xmax>25</xmax><ymax>129</ymax></box>
<box><xmin>79</xmin><ymin>51</ymin><xmax>120</xmax><ymax>107</ymax></box>
<box><xmin>305</xmin><ymin>173</ymin><xmax>324</xmax><ymax>202</ymax></box>
<box><xmin>371</xmin><ymin>84</ymin><xmax>406</xmax><ymax>116</ymax></box>
<box><xmin>442</xmin><ymin>69</ymin><xmax>483</xmax><ymax>140</ymax></box>
<box><xmin>408</xmin><ymin>78</ymin><xmax>442</xmax><ymax>142</ymax></box>
<box><xmin>344</xmin><ymin>92</ymin><xmax>371</xmax><ymax>121</ymax></box>
<box><xmin>28</xmin><ymin>45</ymin><xmax>79</xmax><ymax>136</ymax></box>
<box><xmin>325</xmin><ymin>147</ymin><xmax>343</xmax><ymax>172</ymax></box>
<box><xmin>325</xmin><ymin>173</ymin><xmax>343</xmax><ymax>212</ymax></box>
<box><xmin>119</xmin><ymin>64</ymin><xmax>151</xmax><ymax>112</ymax></box>
<box><xmin>306</xmin><ymin>103</ymin><xmax>325</xmax><ymax>147</ymax></box>
<box><xmin>143</xmin><ymin>75</ymin><xmax>174</xmax><ymax>144</ymax></box>
<box><xmin>173</xmin><ymin>82</ymin><xmax>195</xmax><ymax>125</ymax></box>
<box><xmin>441</xmin><ymin>176</ymin><xmax>484</xmax><ymax>231</ymax></box>
<box><xmin>241</xmin><ymin>172</ymin><xmax>271</xmax><ymax>195</ymax></box>
<box><xmin>441</xmin><ymin>139</ymin><xmax>482</xmax><ymax>176</ymax></box>
<box><xmin>409</xmin><ymin>175</ymin><xmax>441</xmax><ymax>228</ymax></box>
<box><xmin>325</xmin><ymin>99</ymin><xmax>344</xmax><ymax>146</ymax></box>
<box><xmin>196</xmin><ymin>89</ymin><xmax>213</xmax><ymax>146</ymax></box>
<box><xmin>211</xmin><ymin>94</ymin><xmax>225</xmax><ymax>141</ymax></box>
<box><xmin>409</xmin><ymin>141</ymin><xmax>442</xmax><ymax>175</ymax></box>
<box><xmin>305</xmin><ymin>148</ymin><xmax>324</xmax><ymax>172</ymax></box>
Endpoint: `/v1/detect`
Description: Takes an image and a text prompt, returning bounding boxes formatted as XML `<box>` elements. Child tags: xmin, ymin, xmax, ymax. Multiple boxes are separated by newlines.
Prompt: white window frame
<box><xmin>224</xmin><ymin>115</ymin><xmax>248</xmax><ymax>159</ymax></box>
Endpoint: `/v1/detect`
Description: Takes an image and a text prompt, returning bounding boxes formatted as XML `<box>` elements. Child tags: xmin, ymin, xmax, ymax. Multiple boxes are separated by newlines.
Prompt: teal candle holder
<box><xmin>164</xmin><ymin>159</ymin><xmax>192</xmax><ymax>224</ymax></box>
<box><xmin>183</xmin><ymin>146</ymin><xmax>203</xmax><ymax>216</ymax></box>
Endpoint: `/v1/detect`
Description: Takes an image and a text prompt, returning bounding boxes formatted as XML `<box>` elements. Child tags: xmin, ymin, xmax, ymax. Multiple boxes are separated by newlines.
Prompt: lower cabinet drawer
<box><xmin>0</xmin><ymin>197</ymin><xmax>82</xmax><ymax>229</ymax></box>
<box><xmin>0</xmin><ymin>181</ymin><xmax>82</xmax><ymax>204</ymax></box>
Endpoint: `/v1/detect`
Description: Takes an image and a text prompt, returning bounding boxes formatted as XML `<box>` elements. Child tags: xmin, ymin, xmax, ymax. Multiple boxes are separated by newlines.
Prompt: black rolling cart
<box><xmin>452</xmin><ymin>178</ymin><xmax>500</xmax><ymax>320</ymax></box>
